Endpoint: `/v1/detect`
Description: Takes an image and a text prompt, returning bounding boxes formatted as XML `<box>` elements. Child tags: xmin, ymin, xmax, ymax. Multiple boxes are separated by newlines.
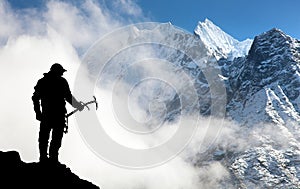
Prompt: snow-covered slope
<box><xmin>226</xmin><ymin>28</ymin><xmax>300</xmax><ymax>126</ymax></box>
<box><xmin>194</xmin><ymin>19</ymin><xmax>252</xmax><ymax>60</ymax></box>
<box><xmin>223</xmin><ymin>28</ymin><xmax>300</xmax><ymax>188</ymax></box>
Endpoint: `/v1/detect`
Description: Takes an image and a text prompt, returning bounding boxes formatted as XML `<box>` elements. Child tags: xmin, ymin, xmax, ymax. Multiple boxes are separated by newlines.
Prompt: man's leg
<box><xmin>49</xmin><ymin>122</ymin><xmax>65</xmax><ymax>162</ymax></box>
<box><xmin>38</xmin><ymin>121</ymin><xmax>51</xmax><ymax>162</ymax></box>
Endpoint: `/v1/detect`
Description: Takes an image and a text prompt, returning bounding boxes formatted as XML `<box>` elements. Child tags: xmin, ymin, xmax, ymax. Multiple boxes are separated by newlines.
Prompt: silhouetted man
<box><xmin>32</xmin><ymin>63</ymin><xmax>84</xmax><ymax>163</ymax></box>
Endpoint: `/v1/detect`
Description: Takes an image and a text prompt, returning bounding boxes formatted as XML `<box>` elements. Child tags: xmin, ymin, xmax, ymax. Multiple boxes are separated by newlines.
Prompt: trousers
<box><xmin>38</xmin><ymin>117</ymin><xmax>65</xmax><ymax>159</ymax></box>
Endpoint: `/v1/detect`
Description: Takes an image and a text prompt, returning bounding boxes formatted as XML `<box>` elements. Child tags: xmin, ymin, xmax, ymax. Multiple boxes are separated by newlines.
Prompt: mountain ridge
<box><xmin>83</xmin><ymin>20</ymin><xmax>300</xmax><ymax>188</ymax></box>
<box><xmin>225</xmin><ymin>26</ymin><xmax>300</xmax><ymax>126</ymax></box>
<box><xmin>213</xmin><ymin>23</ymin><xmax>300</xmax><ymax>188</ymax></box>
<box><xmin>177</xmin><ymin>20</ymin><xmax>300</xmax><ymax>187</ymax></box>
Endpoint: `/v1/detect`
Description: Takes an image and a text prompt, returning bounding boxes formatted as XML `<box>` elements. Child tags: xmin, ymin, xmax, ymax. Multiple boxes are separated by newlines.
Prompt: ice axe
<box><xmin>66</xmin><ymin>96</ymin><xmax>98</xmax><ymax>118</ymax></box>
<box><xmin>64</xmin><ymin>96</ymin><xmax>98</xmax><ymax>133</ymax></box>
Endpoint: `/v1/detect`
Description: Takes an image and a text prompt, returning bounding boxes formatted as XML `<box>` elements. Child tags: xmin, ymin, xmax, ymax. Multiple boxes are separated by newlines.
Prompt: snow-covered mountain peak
<box><xmin>250</xmin><ymin>28</ymin><xmax>295</xmax><ymax>51</ymax></box>
<box><xmin>248</xmin><ymin>27</ymin><xmax>298</xmax><ymax>63</ymax></box>
<box><xmin>227</xmin><ymin>27</ymin><xmax>300</xmax><ymax>126</ymax></box>
<box><xmin>198</xmin><ymin>18</ymin><xmax>218</xmax><ymax>28</ymax></box>
<box><xmin>194</xmin><ymin>19</ymin><xmax>252</xmax><ymax>60</ymax></box>
<box><xmin>262</xmin><ymin>28</ymin><xmax>289</xmax><ymax>39</ymax></box>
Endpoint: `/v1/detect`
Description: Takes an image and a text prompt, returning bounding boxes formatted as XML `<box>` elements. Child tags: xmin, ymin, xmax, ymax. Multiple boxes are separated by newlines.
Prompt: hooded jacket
<box><xmin>32</xmin><ymin>71</ymin><xmax>81</xmax><ymax>119</ymax></box>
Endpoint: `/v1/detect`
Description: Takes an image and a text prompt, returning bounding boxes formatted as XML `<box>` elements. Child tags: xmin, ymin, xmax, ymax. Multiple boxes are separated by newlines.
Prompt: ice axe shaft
<box><xmin>66</xmin><ymin>96</ymin><xmax>98</xmax><ymax>118</ymax></box>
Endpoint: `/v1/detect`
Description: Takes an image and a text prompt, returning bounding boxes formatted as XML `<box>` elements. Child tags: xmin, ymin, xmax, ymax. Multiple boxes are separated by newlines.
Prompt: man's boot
<box><xmin>49</xmin><ymin>127</ymin><xmax>63</xmax><ymax>164</ymax></box>
<box><xmin>39</xmin><ymin>143</ymin><xmax>48</xmax><ymax>163</ymax></box>
<box><xmin>49</xmin><ymin>149</ymin><xmax>59</xmax><ymax>164</ymax></box>
<box><xmin>39</xmin><ymin>155</ymin><xmax>48</xmax><ymax>163</ymax></box>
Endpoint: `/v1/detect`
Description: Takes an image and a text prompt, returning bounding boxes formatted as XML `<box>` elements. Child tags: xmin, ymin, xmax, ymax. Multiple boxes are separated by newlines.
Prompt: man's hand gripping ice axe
<box><xmin>64</xmin><ymin>96</ymin><xmax>98</xmax><ymax>133</ymax></box>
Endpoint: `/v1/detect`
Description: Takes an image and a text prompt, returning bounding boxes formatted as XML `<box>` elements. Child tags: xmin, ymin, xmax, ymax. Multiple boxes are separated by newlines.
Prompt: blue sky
<box><xmin>7</xmin><ymin>0</ymin><xmax>300</xmax><ymax>40</ymax></box>
<box><xmin>137</xmin><ymin>0</ymin><xmax>300</xmax><ymax>40</ymax></box>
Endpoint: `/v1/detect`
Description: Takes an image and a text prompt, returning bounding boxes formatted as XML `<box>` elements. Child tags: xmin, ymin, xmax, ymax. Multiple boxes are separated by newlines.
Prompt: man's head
<box><xmin>50</xmin><ymin>63</ymin><xmax>67</xmax><ymax>76</ymax></box>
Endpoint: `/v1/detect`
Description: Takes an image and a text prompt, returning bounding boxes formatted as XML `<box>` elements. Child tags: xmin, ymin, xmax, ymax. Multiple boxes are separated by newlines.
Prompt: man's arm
<box><xmin>64</xmin><ymin>79</ymin><xmax>84</xmax><ymax>111</ymax></box>
<box><xmin>32</xmin><ymin>81</ymin><xmax>42</xmax><ymax>121</ymax></box>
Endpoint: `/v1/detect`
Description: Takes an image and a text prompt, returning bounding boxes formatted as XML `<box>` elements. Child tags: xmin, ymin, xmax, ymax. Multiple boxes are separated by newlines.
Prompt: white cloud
<box><xmin>0</xmin><ymin>1</ymin><xmax>245</xmax><ymax>188</ymax></box>
<box><xmin>45</xmin><ymin>0</ymin><xmax>122</xmax><ymax>51</ymax></box>
<box><xmin>0</xmin><ymin>1</ymin><xmax>20</xmax><ymax>42</ymax></box>
<box><xmin>0</xmin><ymin>0</ymin><xmax>148</xmax><ymax>187</ymax></box>
<box><xmin>112</xmin><ymin>0</ymin><xmax>144</xmax><ymax>17</ymax></box>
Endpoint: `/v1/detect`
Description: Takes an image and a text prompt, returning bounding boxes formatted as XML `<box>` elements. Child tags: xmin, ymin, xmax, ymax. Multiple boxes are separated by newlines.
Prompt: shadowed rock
<box><xmin>0</xmin><ymin>151</ymin><xmax>100</xmax><ymax>189</ymax></box>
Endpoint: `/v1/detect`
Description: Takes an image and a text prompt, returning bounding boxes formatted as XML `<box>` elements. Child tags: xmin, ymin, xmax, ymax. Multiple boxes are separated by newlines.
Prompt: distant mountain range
<box><xmin>195</xmin><ymin>19</ymin><xmax>300</xmax><ymax>188</ymax></box>
<box><xmin>196</xmin><ymin>19</ymin><xmax>300</xmax><ymax>188</ymax></box>
<box><xmin>84</xmin><ymin>19</ymin><xmax>300</xmax><ymax>188</ymax></box>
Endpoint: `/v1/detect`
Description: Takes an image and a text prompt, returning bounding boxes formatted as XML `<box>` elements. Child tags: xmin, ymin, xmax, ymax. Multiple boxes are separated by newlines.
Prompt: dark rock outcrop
<box><xmin>0</xmin><ymin>151</ymin><xmax>100</xmax><ymax>189</ymax></box>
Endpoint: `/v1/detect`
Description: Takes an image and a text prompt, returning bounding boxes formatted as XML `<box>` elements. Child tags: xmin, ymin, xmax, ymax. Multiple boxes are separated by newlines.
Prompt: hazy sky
<box><xmin>7</xmin><ymin>0</ymin><xmax>300</xmax><ymax>40</ymax></box>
